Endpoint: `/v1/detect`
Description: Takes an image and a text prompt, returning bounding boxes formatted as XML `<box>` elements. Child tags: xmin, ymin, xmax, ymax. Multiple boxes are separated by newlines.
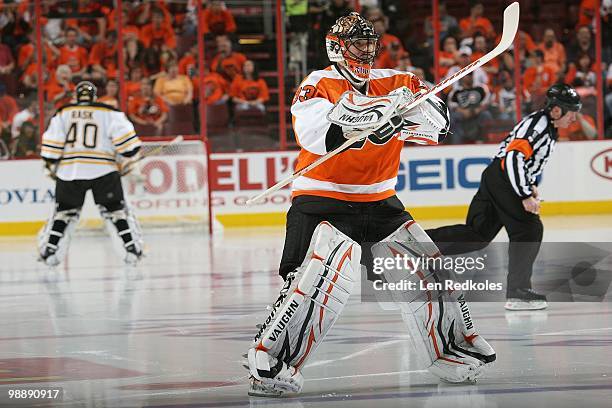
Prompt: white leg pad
<box><xmin>37</xmin><ymin>208</ymin><xmax>81</xmax><ymax>266</ymax></box>
<box><xmin>248</xmin><ymin>222</ymin><xmax>361</xmax><ymax>394</ymax></box>
<box><xmin>99</xmin><ymin>204</ymin><xmax>144</xmax><ymax>265</ymax></box>
<box><xmin>372</xmin><ymin>220</ymin><xmax>496</xmax><ymax>383</ymax></box>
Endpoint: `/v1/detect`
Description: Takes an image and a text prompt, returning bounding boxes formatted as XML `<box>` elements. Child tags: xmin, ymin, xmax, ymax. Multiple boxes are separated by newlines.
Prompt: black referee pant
<box><xmin>279</xmin><ymin>195</ymin><xmax>413</xmax><ymax>280</ymax></box>
<box><xmin>425</xmin><ymin>159</ymin><xmax>543</xmax><ymax>296</ymax></box>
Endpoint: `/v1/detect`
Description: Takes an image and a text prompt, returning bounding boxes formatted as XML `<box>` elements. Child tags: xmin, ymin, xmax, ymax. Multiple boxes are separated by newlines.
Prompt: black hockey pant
<box><xmin>279</xmin><ymin>195</ymin><xmax>413</xmax><ymax>280</ymax></box>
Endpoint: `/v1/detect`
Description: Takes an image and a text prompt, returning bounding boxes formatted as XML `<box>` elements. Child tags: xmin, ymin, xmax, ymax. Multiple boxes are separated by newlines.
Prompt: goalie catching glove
<box><xmin>326</xmin><ymin>86</ymin><xmax>450</xmax><ymax>146</ymax></box>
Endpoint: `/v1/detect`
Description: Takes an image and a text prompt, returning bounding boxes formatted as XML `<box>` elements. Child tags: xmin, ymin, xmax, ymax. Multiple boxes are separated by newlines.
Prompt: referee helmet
<box><xmin>545</xmin><ymin>83</ymin><xmax>581</xmax><ymax>115</ymax></box>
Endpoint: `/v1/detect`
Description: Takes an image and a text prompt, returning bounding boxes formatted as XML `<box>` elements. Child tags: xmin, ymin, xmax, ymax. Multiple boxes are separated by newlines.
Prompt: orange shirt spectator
<box><xmin>128</xmin><ymin>79</ymin><xmax>169</xmax><ymax>131</ymax></box>
<box><xmin>374</xmin><ymin>33</ymin><xmax>406</xmax><ymax>69</ymax></box>
<box><xmin>89</xmin><ymin>31</ymin><xmax>119</xmax><ymax>79</ymax></box>
<box><xmin>558</xmin><ymin>113</ymin><xmax>596</xmax><ymax>140</ymax></box>
<box><xmin>20</xmin><ymin>62</ymin><xmax>37</xmax><ymax>84</ymax></box>
<box><xmin>369</xmin><ymin>13</ymin><xmax>406</xmax><ymax>70</ymax></box>
<box><xmin>437</xmin><ymin>36</ymin><xmax>459</xmax><ymax>78</ymax></box>
<box><xmin>519</xmin><ymin>30</ymin><xmax>537</xmax><ymax>54</ymax></box>
<box><xmin>0</xmin><ymin>86</ymin><xmax>18</xmax><ymax>128</ymax></box>
<box><xmin>230</xmin><ymin>60</ymin><xmax>268</xmax><ymax>112</ymax></box>
<box><xmin>459</xmin><ymin>16</ymin><xmax>494</xmax><ymax>38</ymax></box>
<box><xmin>58</xmin><ymin>28</ymin><xmax>88</xmax><ymax>75</ymax></box>
<box><xmin>201</xmin><ymin>1</ymin><xmax>237</xmax><ymax>35</ymax></box>
<box><xmin>153</xmin><ymin>62</ymin><xmax>193</xmax><ymax>105</ymax></box>
<box><xmin>576</xmin><ymin>0</ymin><xmax>597</xmax><ymax>28</ymax></box>
<box><xmin>179</xmin><ymin>50</ymin><xmax>197</xmax><ymax>76</ymax></box>
<box><xmin>230</xmin><ymin>76</ymin><xmax>269</xmax><ymax>103</ymax></box>
<box><xmin>537</xmin><ymin>29</ymin><xmax>567</xmax><ymax>78</ymax></box>
<box><xmin>107</xmin><ymin>9</ymin><xmax>140</xmax><ymax>40</ymax></box>
<box><xmin>45</xmin><ymin>66</ymin><xmax>76</xmax><ymax>109</ymax></box>
<box><xmin>126</xmin><ymin>67</ymin><xmax>144</xmax><ymax>98</ymax></box>
<box><xmin>131</xmin><ymin>2</ymin><xmax>173</xmax><ymax>29</ymax></box>
<box><xmin>564</xmin><ymin>54</ymin><xmax>597</xmax><ymax>98</ymax></box>
<box><xmin>438</xmin><ymin>50</ymin><xmax>458</xmax><ymax>78</ymax></box>
<box><xmin>65</xmin><ymin>2</ymin><xmax>110</xmax><ymax>42</ymax></box>
<box><xmin>211</xmin><ymin>52</ymin><xmax>247</xmax><ymax>82</ymax></box>
<box><xmin>139</xmin><ymin>24</ymin><xmax>176</xmax><ymax>50</ymax></box>
<box><xmin>139</xmin><ymin>7</ymin><xmax>176</xmax><ymax>50</ymax></box>
<box><xmin>197</xmin><ymin>70</ymin><xmax>228</xmax><ymax>104</ymax></box>
<box><xmin>471</xmin><ymin>51</ymin><xmax>499</xmax><ymax>70</ymax></box>
<box><xmin>459</xmin><ymin>2</ymin><xmax>495</xmax><ymax>39</ymax></box>
<box><xmin>523</xmin><ymin>51</ymin><xmax>556</xmax><ymax>96</ymax></box>
<box><xmin>471</xmin><ymin>35</ymin><xmax>498</xmax><ymax>76</ymax></box>
<box><xmin>98</xmin><ymin>80</ymin><xmax>120</xmax><ymax>109</ymax></box>
<box><xmin>211</xmin><ymin>35</ymin><xmax>247</xmax><ymax>81</ymax></box>
<box><xmin>16</xmin><ymin>38</ymin><xmax>59</xmax><ymax>73</ymax></box>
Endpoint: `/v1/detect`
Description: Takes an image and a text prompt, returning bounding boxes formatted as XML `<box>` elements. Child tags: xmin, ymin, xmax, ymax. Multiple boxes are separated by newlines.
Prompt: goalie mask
<box><xmin>76</xmin><ymin>81</ymin><xmax>97</xmax><ymax>104</ymax></box>
<box><xmin>326</xmin><ymin>12</ymin><xmax>380</xmax><ymax>83</ymax></box>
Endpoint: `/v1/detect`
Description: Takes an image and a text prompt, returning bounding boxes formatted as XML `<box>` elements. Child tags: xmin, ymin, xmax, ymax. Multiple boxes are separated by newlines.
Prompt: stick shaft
<box><xmin>120</xmin><ymin>136</ymin><xmax>183</xmax><ymax>175</ymax></box>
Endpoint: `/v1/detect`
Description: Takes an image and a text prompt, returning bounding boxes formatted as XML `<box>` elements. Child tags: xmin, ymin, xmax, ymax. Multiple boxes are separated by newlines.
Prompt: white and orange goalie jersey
<box><xmin>291</xmin><ymin>66</ymin><xmax>430</xmax><ymax>202</ymax></box>
<box><xmin>41</xmin><ymin>102</ymin><xmax>141</xmax><ymax>181</ymax></box>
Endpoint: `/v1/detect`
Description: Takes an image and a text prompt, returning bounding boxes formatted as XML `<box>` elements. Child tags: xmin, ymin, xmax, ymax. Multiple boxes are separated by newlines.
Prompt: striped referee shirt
<box><xmin>495</xmin><ymin>110</ymin><xmax>558</xmax><ymax>198</ymax></box>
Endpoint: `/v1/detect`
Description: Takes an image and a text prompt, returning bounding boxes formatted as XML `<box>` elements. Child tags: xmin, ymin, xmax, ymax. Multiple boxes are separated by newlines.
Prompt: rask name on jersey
<box><xmin>41</xmin><ymin>102</ymin><xmax>141</xmax><ymax>181</ymax></box>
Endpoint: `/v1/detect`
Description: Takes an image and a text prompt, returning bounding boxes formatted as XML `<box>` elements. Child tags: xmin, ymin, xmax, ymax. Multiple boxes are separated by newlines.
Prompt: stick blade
<box><xmin>497</xmin><ymin>2</ymin><xmax>520</xmax><ymax>52</ymax></box>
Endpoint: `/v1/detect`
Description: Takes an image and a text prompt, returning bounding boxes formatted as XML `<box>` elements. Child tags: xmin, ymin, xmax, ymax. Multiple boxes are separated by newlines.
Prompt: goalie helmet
<box><xmin>545</xmin><ymin>83</ymin><xmax>581</xmax><ymax>115</ymax></box>
<box><xmin>326</xmin><ymin>12</ymin><xmax>380</xmax><ymax>83</ymax></box>
<box><xmin>76</xmin><ymin>81</ymin><xmax>97</xmax><ymax>104</ymax></box>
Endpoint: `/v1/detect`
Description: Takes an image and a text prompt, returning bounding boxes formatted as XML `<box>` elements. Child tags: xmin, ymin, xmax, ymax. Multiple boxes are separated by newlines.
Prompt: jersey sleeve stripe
<box><xmin>40</xmin><ymin>149</ymin><xmax>62</xmax><ymax>158</ymax></box>
<box><xmin>59</xmin><ymin>159</ymin><xmax>118</xmax><ymax>167</ymax></box>
<box><xmin>41</xmin><ymin>143</ymin><xmax>64</xmax><ymax>151</ymax></box>
<box><xmin>113</xmin><ymin>130</ymin><xmax>137</xmax><ymax>145</ymax></box>
<box><xmin>115</xmin><ymin>134</ymin><xmax>139</xmax><ymax>149</ymax></box>
<box><xmin>42</xmin><ymin>139</ymin><xmax>65</xmax><ymax>147</ymax></box>
<box><xmin>116</xmin><ymin>137</ymin><xmax>141</xmax><ymax>153</ymax></box>
<box><xmin>61</xmin><ymin>155</ymin><xmax>116</xmax><ymax>163</ymax></box>
<box><xmin>63</xmin><ymin>150</ymin><xmax>115</xmax><ymax>158</ymax></box>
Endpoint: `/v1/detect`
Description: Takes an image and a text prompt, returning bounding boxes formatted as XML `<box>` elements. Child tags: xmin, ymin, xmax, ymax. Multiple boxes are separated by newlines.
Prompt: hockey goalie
<box><xmin>245</xmin><ymin>13</ymin><xmax>495</xmax><ymax>397</ymax></box>
<box><xmin>38</xmin><ymin>81</ymin><xmax>144</xmax><ymax>267</ymax></box>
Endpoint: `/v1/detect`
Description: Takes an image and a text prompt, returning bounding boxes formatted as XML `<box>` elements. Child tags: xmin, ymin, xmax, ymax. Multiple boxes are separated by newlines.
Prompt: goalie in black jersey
<box><xmin>38</xmin><ymin>81</ymin><xmax>144</xmax><ymax>266</ymax></box>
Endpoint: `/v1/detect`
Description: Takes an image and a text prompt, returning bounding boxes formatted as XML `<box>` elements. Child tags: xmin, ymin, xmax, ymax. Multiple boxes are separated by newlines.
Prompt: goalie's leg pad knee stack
<box><xmin>37</xmin><ymin>208</ymin><xmax>81</xmax><ymax>266</ymax></box>
<box><xmin>248</xmin><ymin>222</ymin><xmax>361</xmax><ymax>394</ymax></box>
<box><xmin>99</xmin><ymin>204</ymin><xmax>144</xmax><ymax>265</ymax></box>
<box><xmin>373</xmin><ymin>220</ymin><xmax>496</xmax><ymax>383</ymax></box>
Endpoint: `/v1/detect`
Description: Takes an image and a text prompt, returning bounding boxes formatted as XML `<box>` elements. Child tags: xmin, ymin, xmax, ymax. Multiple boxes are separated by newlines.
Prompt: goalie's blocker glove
<box><xmin>326</xmin><ymin>87</ymin><xmax>450</xmax><ymax>151</ymax></box>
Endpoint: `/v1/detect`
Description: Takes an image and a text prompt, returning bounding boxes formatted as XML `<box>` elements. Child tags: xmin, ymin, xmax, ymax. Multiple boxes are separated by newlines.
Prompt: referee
<box><xmin>426</xmin><ymin>84</ymin><xmax>582</xmax><ymax>311</ymax></box>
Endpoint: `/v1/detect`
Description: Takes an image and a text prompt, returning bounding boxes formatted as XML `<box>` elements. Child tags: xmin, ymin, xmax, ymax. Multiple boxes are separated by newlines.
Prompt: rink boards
<box><xmin>1</xmin><ymin>140</ymin><xmax>611</xmax><ymax>234</ymax></box>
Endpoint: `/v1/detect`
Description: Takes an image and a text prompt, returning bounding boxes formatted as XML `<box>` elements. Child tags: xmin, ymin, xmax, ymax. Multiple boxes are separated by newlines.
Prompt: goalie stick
<box><xmin>119</xmin><ymin>135</ymin><xmax>184</xmax><ymax>176</ymax></box>
<box><xmin>246</xmin><ymin>2</ymin><xmax>519</xmax><ymax>206</ymax></box>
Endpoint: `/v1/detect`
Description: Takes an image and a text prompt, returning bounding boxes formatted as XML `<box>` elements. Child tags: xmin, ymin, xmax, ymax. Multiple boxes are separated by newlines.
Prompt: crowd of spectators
<box><xmin>0</xmin><ymin>0</ymin><xmax>271</xmax><ymax>157</ymax></box>
<box><xmin>0</xmin><ymin>0</ymin><xmax>610</xmax><ymax>159</ymax></box>
<box><xmin>301</xmin><ymin>0</ymin><xmax>611</xmax><ymax>142</ymax></box>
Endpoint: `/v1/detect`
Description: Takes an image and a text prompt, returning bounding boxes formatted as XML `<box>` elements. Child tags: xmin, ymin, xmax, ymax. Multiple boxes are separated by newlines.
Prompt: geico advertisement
<box><xmin>1</xmin><ymin>141</ymin><xmax>611</xmax><ymax>222</ymax></box>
